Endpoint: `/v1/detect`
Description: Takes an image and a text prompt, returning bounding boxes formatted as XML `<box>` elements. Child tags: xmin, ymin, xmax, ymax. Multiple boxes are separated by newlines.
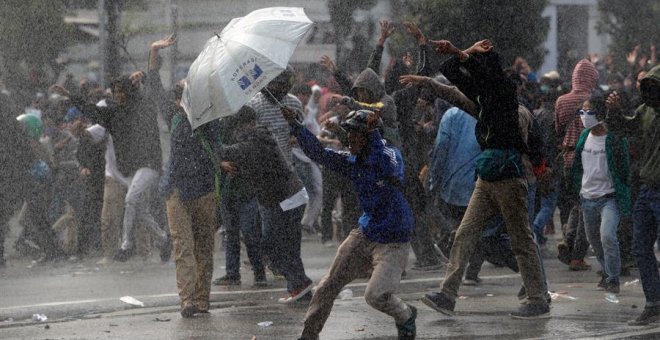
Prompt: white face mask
<box><xmin>579</xmin><ymin>110</ymin><xmax>600</xmax><ymax>129</ymax></box>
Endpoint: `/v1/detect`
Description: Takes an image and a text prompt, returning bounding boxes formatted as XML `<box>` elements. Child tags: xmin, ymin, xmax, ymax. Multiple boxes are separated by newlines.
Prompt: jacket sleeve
<box><xmin>367</xmin><ymin>45</ymin><xmax>384</xmax><ymax>75</ymax></box>
<box><xmin>429</xmin><ymin>112</ymin><xmax>454</xmax><ymax>193</ymax></box>
<box><xmin>333</xmin><ymin>69</ymin><xmax>354</xmax><ymax>96</ymax></box>
<box><xmin>293</xmin><ymin>125</ymin><xmax>352</xmax><ymax>176</ymax></box>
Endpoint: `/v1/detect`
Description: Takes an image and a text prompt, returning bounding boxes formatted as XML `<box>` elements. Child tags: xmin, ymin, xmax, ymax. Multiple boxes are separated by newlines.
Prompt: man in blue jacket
<box><xmin>283</xmin><ymin>108</ymin><xmax>416</xmax><ymax>340</ymax></box>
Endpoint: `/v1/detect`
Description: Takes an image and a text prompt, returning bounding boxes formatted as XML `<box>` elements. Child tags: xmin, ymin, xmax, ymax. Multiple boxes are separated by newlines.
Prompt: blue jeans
<box><xmin>582</xmin><ymin>196</ymin><xmax>621</xmax><ymax>284</ymax></box>
<box><xmin>221</xmin><ymin>197</ymin><xmax>263</xmax><ymax>278</ymax></box>
<box><xmin>633</xmin><ymin>186</ymin><xmax>660</xmax><ymax>307</ymax></box>
<box><xmin>532</xmin><ymin>177</ymin><xmax>560</xmax><ymax>243</ymax></box>
<box><xmin>259</xmin><ymin>203</ymin><xmax>311</xmax><ymax>292</ymax></box>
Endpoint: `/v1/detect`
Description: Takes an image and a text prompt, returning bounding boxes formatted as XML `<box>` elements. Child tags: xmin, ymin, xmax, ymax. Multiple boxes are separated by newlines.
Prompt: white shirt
<box><xmin>580</xmin><ymin>133</ymin><xmax>615</xmax><ymax>199</ymax></box>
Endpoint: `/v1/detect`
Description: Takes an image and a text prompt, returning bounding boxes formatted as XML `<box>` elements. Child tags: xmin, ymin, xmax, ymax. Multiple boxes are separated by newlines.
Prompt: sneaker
<box><xmin>253</xmin><ymin>271</ymin><xmax>269</xmax><ymax>288</ymax></box>
<box><xmin>113</xmin><ymin>247</ymin><xmax>134</xmax><ymax>262</ymax></box>
<box><xmin>510</xmin><ymin>303</ymin><xmax>550</xmax><ymax>319</ymax></box>
<box><xmin>396</xmin><ymin>304</ymin><xmax>417</xmax><ymax>340</ymax></box>
<box><xmin>569</xmin><ymin>259</ymin><xmax>591</xmax><ymax>271</ymax></box>
<box><xmin>180</xmin><ymin>303</ymin><xmax>198</xmax><ymax>318</ymax></box>
<box><xmin>421</xmin><ymin>292</ymin><xmax>455</xmax><ymax>316</ymax></box>
<box><xmin>628</xmin><ymin>306</ymin><xmax>660</xmax><ymax>326</ymax></box>
<box><xmin>463</xmin><ymin>277</ymin><xmax>481</xmax><ymax>286</ymax></box>
<box><xmin>557</xmin><ymin>242</ymin><xmax>571</xmax><ymax>265</ymax></box>
<box><xmin>212</xmin><ymin>275</ymin><xmax>241</xmax><ymax>286</ymax></box>
<box><xmin>278</xmin><ymin>282</ymin><xmax>314</xmax><ymax>304</ymax></box>
<box><xmin>517</xmin><ymin>287</ymin><xmax>552</xmax><ymax>305</ymax></box>
<box><xmin>605</xmin><ymin>281</ymin><xmax>620</xmax><ymax>294</ymax></box>
<box><xmin>159</xmin><ymin>235</ymin><xmax>172</xmax><ymax>263</ymax></box>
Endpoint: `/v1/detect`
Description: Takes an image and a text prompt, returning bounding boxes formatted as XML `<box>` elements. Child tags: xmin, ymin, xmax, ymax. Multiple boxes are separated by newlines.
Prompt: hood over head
<box><xmin>352</xmin><ymin>68</ymin><xmax>385</xmax><ymax>101</ymax></box>
<box><xmin>570</xmin><ymin>59</ymin><xmax>599</xmax><ymax>94</ymax></box>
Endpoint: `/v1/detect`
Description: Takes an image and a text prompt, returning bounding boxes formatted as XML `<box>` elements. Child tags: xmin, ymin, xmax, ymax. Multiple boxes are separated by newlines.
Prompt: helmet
<box><xmin>340</xmin><ymin>110</ymin><xmax>383</xmax><ymax>133</ymax></box>
<box><xmin>16</xmin><ymin>113</ymin><xmax>43</xmax><ymax>139</ymax></box>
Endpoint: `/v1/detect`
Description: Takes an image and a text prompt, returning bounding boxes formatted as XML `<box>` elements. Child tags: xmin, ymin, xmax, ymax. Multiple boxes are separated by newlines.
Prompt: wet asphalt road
<box><xmin>1</xmin><ymin>229</ymin><xmax>660</xmax><ymax>339</ymax></box>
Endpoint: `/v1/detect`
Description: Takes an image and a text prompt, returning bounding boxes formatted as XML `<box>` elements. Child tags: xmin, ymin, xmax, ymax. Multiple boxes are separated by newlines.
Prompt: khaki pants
<box><xmin>101</xmin><ymin>177</ymin><xmax>150</xmax><ymax>258</ymax></box>
<box><xmin>166</xmin><ymin>190</ymin><xmax>217</xmax><ymax>310</ymax></box>
<box><xmin>441</xmin><ymin>177</ymin><xmax>546</xmax><ymax>304</ymax></box>
<box><xmin>302</xmin><ymin>229</ymin><xmax>410</xmax><ymax>338</ymax></box>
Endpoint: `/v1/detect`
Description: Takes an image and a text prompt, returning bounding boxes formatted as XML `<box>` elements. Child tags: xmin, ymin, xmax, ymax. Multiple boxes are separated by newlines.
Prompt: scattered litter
<box><xmin>120</xmin><ymin>296</ymin><xmax>145</xmax><ymax>307</ymax></box>
<box><xmin>632</xmin><ymin>304</ymin><xmax>638</xmax><ymax>309</ymax></box>
<box><xmin>624</xmin><ymin>279</ymin><xmax>640</xmax><ymax>287</ymax></box>
<box><xmin>605</xmin><ymin>293</ymin><xmax>619</xmax><ymax>304</ymax></box>
<box><xmin>339</xmin><ymin>289</ymin><xmax>353</xmax><ymax>300</ymax></box>
<box><xmin>3</xmin><ymin>318</ymin><xmax>13</xmax><ymax>322</ymax></box>
<box><xmin>486</xmin><ymin>294</ymin><xmax>494</xmax><ymax>297</ymax></box>
<box><xmin>32</xmin><ymin>314</ymin><xmax>48</xmax><ymax>322</ymax></box>
<box><xmin>355</xmin><ymin>328</ymin><xmax>365</xmax><ymax>332</ymax></box>
<box><xmin>556</xmin><ymin>291</ymin><xmax>569</xmax><ymax>295</ymax></box>
<box><xmin>549</xmin><ymin>292</ymin><xmax>578</xmax><ymax>301</ymax></box>
<box><xmin>251</xmin><ymin>337</ymin><xmax>257</xmax><ymax>340</ymax></box>
<box><xmin>104</xmin><ymin>330</ymin><xmax>111</xmax><ymax>333</ymax></box>
<box><xmin>44</xmin><ymin>325</ymin><xmax>50</xmax><ymax>329</ymax></box>
<box><xmin>257</xmin><ymin>321</ymin><xmax>273</xmax><ymax>327</ymax></box>
<box><xmin>458</xmin><ymin>296</ymin><xmax>468</xmax><ymax>300</ymax></box>
<box><xmin>567</xmin><ymin>285</ymin><xmax>583</xmax><ymax>288</ymax></box>
<box><xmin>109</xmin><ymin>324</ymin><xmax>118</xmax><ymax>327</ymax></box>
<box><xmin>154</xmin><ymin>317</ymin><xmax>171</xmax><ymax>322</ymax></box>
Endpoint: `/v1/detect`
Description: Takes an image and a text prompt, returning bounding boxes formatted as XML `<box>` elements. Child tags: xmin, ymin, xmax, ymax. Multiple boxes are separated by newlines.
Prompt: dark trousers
<box><xmin>320</xmin><ymin>168</ymin><xmax>360</xmax><ymax>243</ymax></box>
<box><xmin>633</xmin><ymin>186</ymin><xmax>660</xmax><ymax>307</ymax></box>
<box><xmin>222</xmin><ymin>196</ymin><xmax>263</xmax><ymax>278</ymax></box>
<box><xmin>259</xmin><ymin>204</ymin><xmax>311</xmax><ymax>292</ymax></box>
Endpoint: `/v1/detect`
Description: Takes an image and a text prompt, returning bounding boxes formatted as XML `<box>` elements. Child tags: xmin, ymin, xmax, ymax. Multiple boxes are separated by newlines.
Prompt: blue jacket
<box><xmin>293</xmin><ymin>126</ymin><xmax>413</xmax><ymax>243</ymax></box>
<box><xmin>429</xmin><ymin>107</ymin><xmax>481</xmax><ymax>207</ymax></box>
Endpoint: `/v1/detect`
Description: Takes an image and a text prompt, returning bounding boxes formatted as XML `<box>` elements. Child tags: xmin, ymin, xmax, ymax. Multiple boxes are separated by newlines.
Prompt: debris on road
<box><xmin>339</xmin><ymin>289</ymin><xmax>353</xmax><ymax>300</ymax></box>
<box><xmin>257</xmin><ymin>321</ymin><xmax>273</xmax><ymax>327</ymax></box>
<box><xmin>32</xmin><ymin>314</ymin><xmax>48</xmax><ymax>322</ymax></box>
<box><xmin>120</xmin><ymin>296</ymin><xmax>145</xmax><ymax>307</ymax></box>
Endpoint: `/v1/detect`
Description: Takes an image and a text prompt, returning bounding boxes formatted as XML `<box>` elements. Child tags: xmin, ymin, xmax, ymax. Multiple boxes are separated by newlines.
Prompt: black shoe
<box><xmin>629</xmin><ymin>306</ymin><xmax>660</xmax><ymax>326</ymax></box>
<box><xmin>597</xmin><ymin>276</ymin><xmax>607</xmax><ymax>290</ymax></box>
<box><xmin>212</xmin><ymin>275</ymin><xmax>241</xmax><ymax>286</ymax></box>
<box><xmin>253</xmin><ymin>271</ymin><xmax>269</xmax><ymax>287</ymax></box>
<box><xmin>605</xmin><ymin>281</ymin><xmax>620</xmax><ymax>294</ymax></box>
<box><xmin>421</xmin><ymin>292</ymin><xmax>455</xmax><ymax>316</ymax></box>
<box><xmin>510</xmin><ymin>303</ymin><xmax>550</xmax><ymax>319</ymax></box>
<box><xmin>159</xmin><ymin>235</ymin><xmax>172</xmax><ymax>263</ymax></box>
<box><xmin>397</xmin><ymin>304</ymin><xmax>417</xmax><ymax>340</ymax></box>
<box><xmin>113</xmin><ymin>248</ymin><xmax>134</xmax><ymax>262</ymax></box>
<box><xmin>557</xmin><ymin>242</ymin><xmax>571</xmax><ymax>265</ymax></box>
<box><xmin>517</xmin><ymin>286</ymin><xmax>552</xmax><ymax>305</ymax></box>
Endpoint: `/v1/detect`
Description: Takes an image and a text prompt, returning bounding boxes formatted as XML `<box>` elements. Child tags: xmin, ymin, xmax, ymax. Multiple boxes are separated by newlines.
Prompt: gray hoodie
<box><xmin>350</xmin><ymin>68</ymin><xmax>399</xmax><ymax>144</ymax></box>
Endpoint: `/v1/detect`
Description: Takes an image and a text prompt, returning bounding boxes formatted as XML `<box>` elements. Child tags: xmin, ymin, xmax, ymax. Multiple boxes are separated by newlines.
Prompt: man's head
<box><xmin>340</xmin><ymin>110</ymin><xmax>381</xmax><ymax>156</ymax></box>
<box><xmin>291</xmin><ymin>83</ymin><xmax>312</xmax><ymax>106</ymax></box>
<box><xmin>230</xmin><ymin>105</ymin><xmax>258</xmax><ymax>135</ymax></box>
<box><xmin>111</xmin><ymin>75</ymin><xmax>138</xmax><ymax>105</ymax></box>
<box><xmin>639</xmin><ymin>66</ymin><xmax>660</xmax><ymax>108</ymax></box>
<box><xmin>264</xmin><ymin>65</ymin><xmax>295</xmax><ymax>101</ymax></box>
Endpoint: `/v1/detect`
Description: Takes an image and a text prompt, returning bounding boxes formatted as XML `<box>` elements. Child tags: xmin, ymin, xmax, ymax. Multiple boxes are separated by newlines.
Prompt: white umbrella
<box><xmin>181</xmin><ymin>7</ymin><xmax>313</xmax><ymax>129</ymax></box>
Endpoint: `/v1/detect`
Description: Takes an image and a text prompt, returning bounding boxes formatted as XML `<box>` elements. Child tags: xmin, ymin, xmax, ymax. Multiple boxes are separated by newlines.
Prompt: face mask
<box><xmin>579</xmin><ymin>109</ymin><xmax>600</xmax><ymax>129</ymax></box>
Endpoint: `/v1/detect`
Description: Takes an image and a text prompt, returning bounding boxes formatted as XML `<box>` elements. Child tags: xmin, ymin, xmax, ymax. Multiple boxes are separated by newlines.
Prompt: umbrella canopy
<box><xmin>182</xmin><ymin>7</ymin><xmax>313</xmax><ymax>129</ymax></box>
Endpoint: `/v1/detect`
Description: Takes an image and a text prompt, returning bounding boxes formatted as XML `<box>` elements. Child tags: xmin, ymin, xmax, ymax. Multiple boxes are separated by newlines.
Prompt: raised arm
<box><xmin>399</xmin><ymin>75</ymin><xmax>477</xmax><ymax>116</ymax></box>
<box><xmin>367</xmin><ymin>20</ymin><xmax>395</xmax><ymax>74</ymax></box>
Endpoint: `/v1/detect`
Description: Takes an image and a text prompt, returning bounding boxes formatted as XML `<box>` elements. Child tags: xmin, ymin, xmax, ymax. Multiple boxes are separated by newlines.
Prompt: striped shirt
<box><xmin>247</xmin><ymin>92</ymin><xmax>303</xmax><ymax>166</ymax></box>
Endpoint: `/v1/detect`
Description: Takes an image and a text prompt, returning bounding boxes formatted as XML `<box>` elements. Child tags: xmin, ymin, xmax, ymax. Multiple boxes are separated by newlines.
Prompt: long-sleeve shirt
<box><xmin>292</xmin><ymin>125</ymin><xmax>413</xmax><ymax>244</ymax></box>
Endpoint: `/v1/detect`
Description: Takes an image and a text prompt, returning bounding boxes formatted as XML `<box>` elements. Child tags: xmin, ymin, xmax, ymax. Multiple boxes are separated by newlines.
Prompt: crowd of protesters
<box><xmin>0</xmin><ymin>18</ymin><xmax>659</xmax><ymax>339</ymax></box>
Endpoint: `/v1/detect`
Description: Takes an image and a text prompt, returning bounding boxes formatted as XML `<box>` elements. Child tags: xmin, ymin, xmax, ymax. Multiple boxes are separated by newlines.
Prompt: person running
<box><xmin>401</xmin><ymin>39</ymin><xmax>549</xmax><ymax>319</ymax></box>
<box><xmin>282</xmin><ymin>108</ymin><xmax>416</xmax><ymax>340</ymax></box>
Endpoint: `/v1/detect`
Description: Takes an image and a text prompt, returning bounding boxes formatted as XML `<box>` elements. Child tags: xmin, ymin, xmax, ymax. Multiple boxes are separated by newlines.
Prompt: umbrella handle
<box><xmin>264</xmin><ymin>88</ymin><xmax>285</xmax><ymax>109</ymax></box>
